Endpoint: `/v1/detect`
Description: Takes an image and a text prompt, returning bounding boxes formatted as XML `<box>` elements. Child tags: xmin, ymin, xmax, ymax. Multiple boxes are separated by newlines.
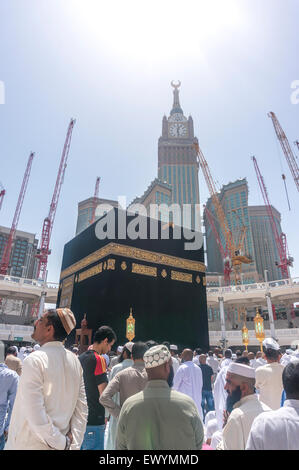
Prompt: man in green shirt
<box><xmin>116</xmin><ymin>344</ymin><xmax>204</xmax><ymax>450</ymax></box>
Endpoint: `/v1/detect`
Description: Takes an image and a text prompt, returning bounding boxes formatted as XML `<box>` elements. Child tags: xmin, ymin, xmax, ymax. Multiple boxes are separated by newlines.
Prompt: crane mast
<box><xmin>35</xmin><ymin>119</ymin><xmax>76</xmax><ymax>281</ymax></box>
<box><xmin>195</xmin><ymin>143</ymin><xmax>251</xmax><ymax>285</ymax></box>
<box><xmin>89</xmin><ymin>176</ymin><xmax>101</xmax><ymax>225</ymax></box>
<box><xmin>0</xmin><ymin>183</ymin><xmax>5</xmax><ymax>212</ymax></box>
<box><xmin>268</xmin><ymin>112</ymin><xmax>299</xmax><ymax>192</ymax></box>
<box><xmin>204</xmin><ymin>204</ymin><xmax>232</xmax><ymax>285</ymax></box>
<box><xmin>0</xmin><ymin>153</ymin><xmax>35</xmax><ymax>275</ymax></box>
<box><xmin>252</xmin><ymin>156</ymin><xmax>292</xmax><ymax>279</ymax></box>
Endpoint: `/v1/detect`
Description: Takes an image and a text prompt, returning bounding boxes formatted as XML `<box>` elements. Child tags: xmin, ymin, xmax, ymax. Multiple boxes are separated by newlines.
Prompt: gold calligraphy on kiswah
<box><xmin>60</xmin><ymin>242</ymin><xmax>206</xmax><ymax>280</ymax></box>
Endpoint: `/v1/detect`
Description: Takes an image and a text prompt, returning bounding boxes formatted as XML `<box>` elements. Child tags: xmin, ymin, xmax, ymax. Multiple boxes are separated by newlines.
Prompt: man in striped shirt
<box><xmin>79</xmin><ymin>325</ymin><xmax>117</xmax><ymax>450</ymax></box>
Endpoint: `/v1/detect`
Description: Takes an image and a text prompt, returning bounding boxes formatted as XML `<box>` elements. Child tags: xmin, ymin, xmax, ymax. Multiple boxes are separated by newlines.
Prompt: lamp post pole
<box><xmin>264</xmin><ymin>269</ymin><xmax>277</xmax><ymax>340</ymax></box>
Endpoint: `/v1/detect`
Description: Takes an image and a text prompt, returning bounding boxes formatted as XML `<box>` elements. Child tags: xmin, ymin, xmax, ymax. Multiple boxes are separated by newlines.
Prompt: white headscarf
<box><xmin>18</xmin><ymin>346</ymin><xmax>26</xmax><ymax>362</ymax></box>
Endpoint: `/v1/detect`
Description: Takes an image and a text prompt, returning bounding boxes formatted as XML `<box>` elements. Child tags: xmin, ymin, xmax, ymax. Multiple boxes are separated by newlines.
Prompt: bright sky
<box><xmin>0</xmin><ymin>0</ymin><xmax>298</xmax><ymax>283</ymax></box>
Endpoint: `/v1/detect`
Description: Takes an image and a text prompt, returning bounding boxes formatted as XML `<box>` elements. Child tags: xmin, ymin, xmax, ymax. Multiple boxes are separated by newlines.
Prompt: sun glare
<box><xmin>71</xmin><ymin>0</ymin><xmax>243</xmax><ymax>62</ymax></box>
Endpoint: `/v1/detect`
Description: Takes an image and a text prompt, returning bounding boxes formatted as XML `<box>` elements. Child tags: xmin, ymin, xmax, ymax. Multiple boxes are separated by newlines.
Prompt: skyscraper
<box><xmin>0</xmin><ymin>225</ymin><xmax>38</xmax><ymax>278</ymax></box>
<box><xmin>249</xmin><ymin>205</ymin><xmax>283</xmax><ymax>281</ymax></box>
<box><xmin>204</xmin><ymin>179</ymin><xmax>260</xmax><ymax>284</ymax></box>
<box><xmin>157</xmin><ymin>81</ymin><xmax>200</xmax><ymax>230</ymax></box>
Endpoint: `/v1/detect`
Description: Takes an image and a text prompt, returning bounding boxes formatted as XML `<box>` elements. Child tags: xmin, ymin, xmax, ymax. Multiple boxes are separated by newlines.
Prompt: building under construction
<box><xmin>204</xmin><ymin>178</ymin><xmax>285</xmax><ymax>283</ymax></box>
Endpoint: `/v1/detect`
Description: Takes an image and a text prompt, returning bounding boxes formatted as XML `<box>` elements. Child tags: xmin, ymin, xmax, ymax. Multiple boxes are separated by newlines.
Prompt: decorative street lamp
<box><xmin>254</xmin><ymin>308</ymin><xmax>265</xmax><ymax>351</ymax></box>
<box><xmin>126</xmin><ymin>307</ymin><xmax>135</xmax><ymax>342</ymax></box>
<box><xmin>242</xmin><ymin>322</ymin><xmax>249</xmax><ymax>351</ymax></box>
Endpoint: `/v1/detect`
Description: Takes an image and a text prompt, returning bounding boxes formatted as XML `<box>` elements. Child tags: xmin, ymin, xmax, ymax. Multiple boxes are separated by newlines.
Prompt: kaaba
<box><xmin>57</xmin><ymin>208</ymin><xmax>209</xmax><ymax>351</ymax></box>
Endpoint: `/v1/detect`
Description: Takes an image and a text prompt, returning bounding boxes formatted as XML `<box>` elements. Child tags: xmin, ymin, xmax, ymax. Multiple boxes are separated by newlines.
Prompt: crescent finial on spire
<box><xmin>171</xmin><ymin>80</ymin><xmax>181</xmax><ymax>89</ymax></box>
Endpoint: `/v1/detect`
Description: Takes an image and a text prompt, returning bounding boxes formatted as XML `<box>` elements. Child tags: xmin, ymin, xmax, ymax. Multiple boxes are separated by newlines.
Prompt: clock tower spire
<box><xmin>158</xmin><ymin>82</ymin><xmax>201</xmax><ymax>231</ymax></box>
<box><xmin>170</xmin><ymin>80</ymin><xmax>183</xmax><ymax>115</ymax></box>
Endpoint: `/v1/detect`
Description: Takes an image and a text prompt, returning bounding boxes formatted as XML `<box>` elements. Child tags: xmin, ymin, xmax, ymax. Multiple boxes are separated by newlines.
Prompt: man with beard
<box><xmin>116</xmin><ymin>344</ymin><xmax>204</xmax><ymax>450</ymax></box>
<box><xmin>217</xmin><ymin>362</ymin><xmax>271</xmax><ymax>450</ymax></box>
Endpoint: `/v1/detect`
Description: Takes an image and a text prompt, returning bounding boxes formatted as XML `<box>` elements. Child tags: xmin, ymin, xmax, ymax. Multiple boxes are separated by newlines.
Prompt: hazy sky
<box><xmin>0</xmin><ymin>0</ymin><xmax>298</xmax><ymax>283</ymax></box>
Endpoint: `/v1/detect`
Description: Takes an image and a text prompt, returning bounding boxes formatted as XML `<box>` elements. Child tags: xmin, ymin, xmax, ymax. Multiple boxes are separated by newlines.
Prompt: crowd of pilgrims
<box><xmin>1</xmin><ymin>307</ymin><xmax>299</xmax><ymax>451</ymax></box>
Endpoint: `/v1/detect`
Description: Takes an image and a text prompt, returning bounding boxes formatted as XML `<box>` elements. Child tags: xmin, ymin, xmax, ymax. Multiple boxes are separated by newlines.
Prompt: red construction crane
<box><xmin>195</xmin><ymin>143</ymin><xmax>251</xmax><ymax>285</ymax></box>
<box><xmin>252</xmin><ymin>156</ymin><xmax>293</xmax><ymax>279</ymax></box>
<box><xmin>0</xmin><ymin>152</ymin><xmax>35</xmax><ymax>275</ymax></box>
<box><xmin>35</xmin><ymin>119</ymin><xmax>76</xmax><ymax>281</ymax></box>
<box><xmin>204</xmin><ymin>204</ymin><xmax>232</xmax><ymax>285</ymax></box>
<box><xmin>0</xmin><ymin>182</ymin><xmax>5</xmax><ymax>212</ymax></box>
<box><xmin>268</xmin><ymin>112</ymin><xmax>299</xmax><ymax>192</ymax></box>
<box><xmin>89</xmin><ymin>176</ymin><xmax>101</xmax><ymax>225</ymax></box>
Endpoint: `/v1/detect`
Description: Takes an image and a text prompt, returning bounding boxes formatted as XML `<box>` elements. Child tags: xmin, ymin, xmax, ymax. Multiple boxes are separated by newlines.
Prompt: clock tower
<box><xmin>158</xmin><ymin>81</ymin><xmax>200</xmax><ymax>230</ymax></box>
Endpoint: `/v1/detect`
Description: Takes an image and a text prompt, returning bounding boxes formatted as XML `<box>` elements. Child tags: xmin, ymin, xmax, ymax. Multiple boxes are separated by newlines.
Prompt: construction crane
<box><xmin>252</xmin><ymin>155</ymin><xmax>293</xmax><ymax>279</ymax></box>
<box><xmin>204</xmin><ymin>204</ymin><xmax>232</xmax><ymax>285</ymax></box>
<box><xmin>0</xmin><ymin>152</ymin><xmax>35</xmax><ymax>275</ymax></box>
<box><xmin>35</xmin><ymin>119</ymin><xmax>76</xmax><ymax>281</ymax></box>
<box><xmin>268</xmin><ymin>112</ymin><xmax>299</xmax><ymax>192</ymax></box>
<box><xmin>89</xmin><ymin>176</ymin><xmax>101</xmax><ymax>225</ymax></box>
<box><xmin>0</xmin><ymin>182</ymin><xmax>5</xmax><ymax>212</ymax></box>
<box><xmin>195</xmin><ymin>143</ymin><xmax>252</xmax><ymax>285</ymax></box>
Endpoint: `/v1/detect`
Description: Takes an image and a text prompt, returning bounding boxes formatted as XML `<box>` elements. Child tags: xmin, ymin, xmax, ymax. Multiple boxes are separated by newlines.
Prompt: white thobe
<box><xmin>105</xmin><ymin>358</ymin><xmax>133</xmax><ymax>450</ymax></box>
<box><xmin>211</xmin><ymin>430</ymin><xmax>222</xmax><ymax>450</ymax></box>
<box><xmin>213</xmin><ymin>365</ymin><xmax>229</xmax><ymax>430</ymax></box>
<box><xmin>220</xmin><ymin>358</ymin><xmax>232</xmax><ymax>369</ymax></box>
<box><xmin>5</xmin><ymin>341</ymin><xmax>88</xmax><ymax>450</ymax></box>
<box><xmin>246</xmin><ymin>400</ymin><xmax>299</xmax><ymax>450</ymax></box>
<box><xmin>207</xmin><ymin>356</ymin><xmax>219</xmax><ymax>374</ymax></box>
<box><xmin>218</xmin><ymin>394</ymin><xmax>271</xmax><ymax>450</ymax></box>
<box><xmin>255</xmin><ymin>362</ymin><xmax>285</xmax><ymax>410</ymax></box>
<box><xmin>171</xmin><ymin>356</ymin><xmax>180</xmax><ymax>376</ymax></box>
<box><xmin>173</xmin><ymin>361</ymin><xmax>203</xmax><ymax>419</ymax></box>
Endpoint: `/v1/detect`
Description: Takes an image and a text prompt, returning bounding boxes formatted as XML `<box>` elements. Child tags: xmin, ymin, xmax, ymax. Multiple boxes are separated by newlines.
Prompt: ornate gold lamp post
<box><xmin>242</xmin><ymin>323</ymin><xmax>249</xmax><ymax>351</ymax></box>
<box><xmin>126</xmin><ymin>307</ymin><xmax>135</xmax><ymax>342</ymax></box>
<box><xmin>254</xmin><ymin>308</ymin><xmax>265</xmax><ymax>351</ymax></box>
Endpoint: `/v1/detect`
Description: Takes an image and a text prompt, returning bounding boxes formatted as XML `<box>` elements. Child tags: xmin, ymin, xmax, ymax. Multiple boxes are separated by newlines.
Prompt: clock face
<box><xmin>169</xmin><ymin>123</ymin><xmax>188</xmax><ymax>138</ymax></box>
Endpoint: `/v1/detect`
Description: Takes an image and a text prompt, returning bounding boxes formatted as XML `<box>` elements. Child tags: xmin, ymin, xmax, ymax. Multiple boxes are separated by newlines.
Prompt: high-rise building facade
<box><xmin>76</xmin><ymin>197</ymin><xmax>119</xmax><ymax>235</ymax></box>
<box><xmin>204</xmin><ymin>179</ymin><xmax>286</xmax><ymax>283</ymax></box>
<box><xmin>128</xmin><ymin>178</ymin><xmax>172</xmax><ymax>223</ymax></box>
<box><xmin>204</xmin><ymin>179</ymin><xmax>260</xmax><ymax>283</ymax></box>
<box><xmin>157</xmin><ymin>82</ymin><xmax>200</xmax><ymax>230</ymax></box>
<box><xmin>0</xmin><ymin>226</ymin><xmax>38</xmax><ymax>278</ymax></box>
<box><xmin>249</xmin><ymin>205</ymin><xmax>283</xmax><ymax>281</ymax></box>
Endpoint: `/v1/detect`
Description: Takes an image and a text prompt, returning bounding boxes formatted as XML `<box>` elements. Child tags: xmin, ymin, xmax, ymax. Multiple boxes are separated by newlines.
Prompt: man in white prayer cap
<box><xmin>217</xmin><ymin>362</ymin><xmax>271</xmax><ymax>450</ymax></box>
<box><xmin>116</xmin><ymin>344</ymin><xmax>204</xmax><ymax>450</ymax></box>
<box><xmin>255</xmin><ymin>338</ymin><xmax>284</xmax><ymax>410</ymax></box>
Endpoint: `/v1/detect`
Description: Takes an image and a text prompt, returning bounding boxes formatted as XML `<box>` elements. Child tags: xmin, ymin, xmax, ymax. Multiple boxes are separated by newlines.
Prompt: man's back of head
<box><xmin>6</xmin><ymin>346</ymin><xmax>18</xmax><ymax>358</ymax></box>
<box><xmin>132</xmin><ymin>342</ymin><xmax>148</xmax><ymax>362</ymax></box>
<box><xmin>283</xmin><ymin>360</ymin><xmax>299</xmax><ymax>400</ymax></box>
<box><xmin>182</xmin><ymin>349</ymin><xmax>193</xmax><ymax>362</ymax></box>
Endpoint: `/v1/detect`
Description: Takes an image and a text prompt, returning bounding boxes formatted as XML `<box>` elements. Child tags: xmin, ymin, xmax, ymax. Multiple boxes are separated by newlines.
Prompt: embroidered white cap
<box><xmin>143</xmin><ymin>344</ymin><xmax>171</xmax><ymax>369</ymax></box>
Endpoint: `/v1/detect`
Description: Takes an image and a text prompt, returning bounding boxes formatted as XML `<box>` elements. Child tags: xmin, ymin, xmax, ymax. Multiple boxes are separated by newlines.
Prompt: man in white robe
<box><xmin>246</xmin><ymin>360</ymin><xmax>299</xmax><ymax>450</ymax></box>
<box><xmin>5</xmin><ymin>308</ymin><xmax>88</xmax><ymax>450</ymax></box>
<box><xmin>169</xmin><ymin>345</ymin><xmax>180</xmax><ymax>376</ymax></box>
<box><xmin>173</xmin><ymin>349</ymin><xmax>203</xmax><ymax>419</ymax></box>
<box><xmin>217</xmin><ymin>362</ymin><xmax>271</xmax><ymax>450</ymax></box>
<box><xmin>255</xmin><ymin>338</ymin><xmax>284</xmax><ymax>410</ymax></box>
<box><xmin>213</xmin><ymin>364</ymin><xmax>229</xmax><ymax>430</ymax></box>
